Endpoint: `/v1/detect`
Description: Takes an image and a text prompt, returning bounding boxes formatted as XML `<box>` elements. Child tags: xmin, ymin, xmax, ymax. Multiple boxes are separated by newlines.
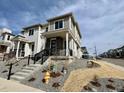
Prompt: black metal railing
<box><xmin>7</xmin><ymin>55</ymin><xmax>33</xmax><ymax>80</ymax></box>
<box><xmin>6</xmin><ymin>48</ymin><xmax>73</xmax><ymax>80</ymax></box>
<box><xmin>33</xmin><ymin>48</ymin><xmax>68</xmax><ymax>64</ymax></box>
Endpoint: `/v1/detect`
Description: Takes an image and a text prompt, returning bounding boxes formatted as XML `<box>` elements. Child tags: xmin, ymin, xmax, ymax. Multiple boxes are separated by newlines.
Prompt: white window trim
<box><xmin>29</xmin><ymin>28</ymin><xmax>35</xmax><ymax>36</ymax></box>
<box><xmin>54</xmin><ymin>19</ymin><xmax>64</xmax><ymax>30</ymax></box>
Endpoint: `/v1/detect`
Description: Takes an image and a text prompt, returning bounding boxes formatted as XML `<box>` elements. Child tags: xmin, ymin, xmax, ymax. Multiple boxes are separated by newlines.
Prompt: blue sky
<box><xmin>0</xmin><ymin>0</ymin><xmax>124</xmax><ymax>54</ymax></box>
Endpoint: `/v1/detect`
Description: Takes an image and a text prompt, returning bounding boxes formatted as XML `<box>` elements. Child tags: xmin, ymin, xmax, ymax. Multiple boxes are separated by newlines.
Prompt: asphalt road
<box><xmin>102</xmin><ymin>58</ymin><xmax>124</xmax><ymax>67</ymax></box>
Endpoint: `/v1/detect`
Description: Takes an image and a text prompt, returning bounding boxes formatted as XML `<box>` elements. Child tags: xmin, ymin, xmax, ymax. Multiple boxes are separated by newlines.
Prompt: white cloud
<box><xmin>0</xmin><ymin>18</ymin><xmax>9</xmax><ymax>27</ymax></box>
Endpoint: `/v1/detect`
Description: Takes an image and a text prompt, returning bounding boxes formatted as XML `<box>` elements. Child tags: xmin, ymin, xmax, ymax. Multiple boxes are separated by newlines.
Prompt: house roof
<box><xmin>11</xmin><ymin>35</ymin><xmax>31</xmax><ymax>43</ymax></box>
<box><xmin>2</xmin><ymin>32</ymin><xmax>15</xmax><ymax>36</ymax></box>
<box><xmin>47</xmin><ymin>12</ymin><xmax>73</xmax><ymax>21</ymax></box>
<box><xmin>22</xmin><ymin>24</ymin><xmax>42</xmax><ymax>30</ymax></box>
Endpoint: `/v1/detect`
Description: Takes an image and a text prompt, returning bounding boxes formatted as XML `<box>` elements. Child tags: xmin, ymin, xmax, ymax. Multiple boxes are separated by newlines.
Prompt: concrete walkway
<box><xmin>0</xmin><ymin>78</ymin><xmax>44</xmax><ymax>92</ymax></box>
<box><xmin>61</xmin><ymin>60</ymin><xmax>124</xmax><ymax>92</ymax></box>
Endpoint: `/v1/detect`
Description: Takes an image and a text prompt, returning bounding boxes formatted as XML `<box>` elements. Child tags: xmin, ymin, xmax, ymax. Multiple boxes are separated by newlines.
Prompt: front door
<box><xmin>50</xmin><ymin>39</ymin><xmax>56</xmax><ymax>55</ymax></box>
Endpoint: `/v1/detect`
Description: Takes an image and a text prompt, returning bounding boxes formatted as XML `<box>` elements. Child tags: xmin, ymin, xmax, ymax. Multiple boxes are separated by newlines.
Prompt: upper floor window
<box><xmin>7</xmin><ymin>35</ymin><xmax>10</xmax><ymax>40</ymax></box>
<box><xmin>32</xmin><ymin>44</ymin><xmax>34</xmax><ymax>51</ymax></box>
<box><xmin>2</xmin><ymin>35</ymin><xmax>5</xmax><ymax>40</ymax></box>
<box><xmin>55</xmin><ymin>20</ymin><xmax>63</xmax><ymax>29</ymax></box>
<box><xmin>29</xmin><ymin>29</ymin><xmax>34</xmax><ymax>36</ymax></box>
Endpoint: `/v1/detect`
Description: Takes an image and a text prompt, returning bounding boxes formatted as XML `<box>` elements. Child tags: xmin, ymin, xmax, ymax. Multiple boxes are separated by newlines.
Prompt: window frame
<box><xmin>31</xmin><ymin>44</ymin><xmax>34</xmax><ymax>51</ymax></box>
<box><xmin>7</xmin><ymin>35</ymin><xmax>10</xmax><ymax>40</ymax></box>
<box><xmin>54</xmin><ymin>19</ymin><xmax>64</xmax><ymax>30</ymax></box>
<box><xmin>29</xmin><ymin>28</ymin><xmax>34</xmax><ymax>36</ymax></box>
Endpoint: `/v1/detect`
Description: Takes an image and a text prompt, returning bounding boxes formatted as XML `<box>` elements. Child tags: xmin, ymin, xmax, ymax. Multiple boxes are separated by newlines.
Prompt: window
<box><xmin>55</xmin><ymin>20</ymin><xmax>63</xmax><ymax>29</ymax></box>
<box><xmin>29</xmin><ymin>29</ymin><xmax>34</xmax><ymax>36</ymax></box>
<box><xmin>32</xmin><ymin>44</ymin><xmax>34</xmax><ymax>51</ymax></box>
<box><xmin>7</xmin><ymin>35</ymin><xmax>10</xmax><ymax>40</ymax></box>
<box><xmin>2</xmin><ymin>35</ymin><xmax>5</xmax><ymax>40</ymax></box>
<box><xmin>46</xmin><ymin>27</ymin><xmax>48</xmax><ymax>32</ymax></box>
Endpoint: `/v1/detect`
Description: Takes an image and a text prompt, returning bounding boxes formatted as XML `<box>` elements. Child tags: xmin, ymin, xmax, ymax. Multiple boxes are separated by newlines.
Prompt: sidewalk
<box><xmin>0</xmin><ymin>78</ymin><xmax>44</xmax><ymax>92</ymax></box>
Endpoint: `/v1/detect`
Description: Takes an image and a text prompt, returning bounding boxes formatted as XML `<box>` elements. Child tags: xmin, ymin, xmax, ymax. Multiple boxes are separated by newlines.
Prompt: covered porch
<box><xmin>42</xmin><ymin>30</ymin><xmax>73</xmax><ymax>56</ymax></box>
<box><xmin>0</xmin><ymin>40</ymin><xmax>13</xmax><ymax>53</ymax></box>
<box><xmin>11</xmin><ymin>35</ymin><xmax>33</xmax><ymax>59</ymax></box>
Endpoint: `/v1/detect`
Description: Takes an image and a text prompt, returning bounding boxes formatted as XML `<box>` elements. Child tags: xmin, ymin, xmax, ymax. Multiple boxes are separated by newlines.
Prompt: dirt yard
<box><xmin>61</xmin><ymin>60</ymin><xmax>124</xmax><ymax>92</ymax></box>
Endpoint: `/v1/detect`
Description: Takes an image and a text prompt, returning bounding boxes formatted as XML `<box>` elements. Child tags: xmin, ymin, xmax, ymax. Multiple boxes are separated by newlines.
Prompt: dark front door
<box><xmin>50</xmin><ymin>39</ymin><xmax>56</xmax><ymax>55</ymax></box>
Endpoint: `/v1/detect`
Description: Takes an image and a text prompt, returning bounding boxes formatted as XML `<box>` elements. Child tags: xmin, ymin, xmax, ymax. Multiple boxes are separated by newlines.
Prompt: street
<box><xmin>102</xmin><ymin>58</ymin><xmax>124</xmax><ymax>67</ymax></box>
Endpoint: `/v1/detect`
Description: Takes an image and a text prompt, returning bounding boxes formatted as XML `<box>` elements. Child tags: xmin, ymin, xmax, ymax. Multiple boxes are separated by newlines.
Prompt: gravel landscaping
<box><xmin>0</xmin><ymin>58</ymin><xmax>101</xmax><ymax>92</ymax></box>
<box><xmin>81</xmin><ymin>77</ymin><xmax>124</xmax><ymax>92</ymax></box>
<box><xmin>18</xmin><ymin>59</ymin><xmax>100</xmax><ymax>92</ymax></box>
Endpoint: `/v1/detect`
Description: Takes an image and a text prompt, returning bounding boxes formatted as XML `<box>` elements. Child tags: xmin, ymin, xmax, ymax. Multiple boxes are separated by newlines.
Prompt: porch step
<box><xmin>22</xmin><ymin>66</ymin><xmax>36</xmax><ymax>70</ymax></box>
<box><xmin>11</xmin><ymin>75</ymin><xmax>25</xmax><ymax>81</ymax></box>
<box><xmin>10</xmin><ymin>64</ymin><xmax>42</xmax><ymax>82</ymax></box>
<box><xmin>21</xmin><ymin>69</ymin><xmax>34</xmax><ymax>73</ymax></box>
<box><xmin>28</xmin><ymin>64</ymin><xmax>41</xmax><ymax>67</ymax></box>
<box><xmin>14</xmin><ymin>72</ymin><xmax>29</xmax><ymax>77</ymax></box>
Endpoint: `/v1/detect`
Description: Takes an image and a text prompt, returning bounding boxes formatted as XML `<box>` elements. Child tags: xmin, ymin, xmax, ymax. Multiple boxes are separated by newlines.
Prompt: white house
<box><xmin>0</xmin><ymin>13</ymin><xmax>82</xmax><ymax>59</ymax></box>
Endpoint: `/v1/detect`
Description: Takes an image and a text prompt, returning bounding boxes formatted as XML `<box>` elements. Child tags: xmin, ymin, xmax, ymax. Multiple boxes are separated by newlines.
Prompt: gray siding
<box><xmin>48</xmin><ymin>17</ymin><xmax>69</xmax><ymax>31</ymax></box>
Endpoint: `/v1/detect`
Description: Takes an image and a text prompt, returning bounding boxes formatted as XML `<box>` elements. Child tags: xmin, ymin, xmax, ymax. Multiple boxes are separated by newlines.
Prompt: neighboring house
<box><xmin>81</xmin><ymin>47</ymin><xmax>89</xmax><ymax>58</ymax></box>
<box><xmin>81</xmin><ymin>47</ymin><xmax>88</xmax><ymax>54</ymax></box>
<box><xmin>0</xmin><ymin>12</ymin><xmax>82</xmax><ymax>59</ymax></box>
<box><xmin>99</xmin><ymin>46</ymin><xmax>124</xmax><ymax>58</ymax></box>
<box><xmin>0</xmin><ymin>28</ymin><xmax>15</xmax><ymax>54</ymax></box>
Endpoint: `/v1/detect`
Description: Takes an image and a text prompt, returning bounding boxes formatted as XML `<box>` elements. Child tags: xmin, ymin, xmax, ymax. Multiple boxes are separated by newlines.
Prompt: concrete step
<box><xmin>22</xmin><ymin>66</ymin><xmax>35</xmax><ymax>70</ymax></box>
<box><xmin>10</xmin><ymin>64</ymin><xmax>42</xmax><ymax>82</ymax></box>
<box><xmin>29</xmin><ymin>64</ymin><xmax>41</xmax><ymax>67</ymax></box>
<box><xmin>14</xmin><ymin>72</ymin><xmax>29</xmax><ymax>77</ymax></box>
<box><xmin>11</xmin><ymin>75</ymin><xmax>25</xmax><ymax>81</ymax></box>
<box><xmin>21</xmin><ymin>69</ymin><xmax>33</xmax><ymax>73</ymax></box>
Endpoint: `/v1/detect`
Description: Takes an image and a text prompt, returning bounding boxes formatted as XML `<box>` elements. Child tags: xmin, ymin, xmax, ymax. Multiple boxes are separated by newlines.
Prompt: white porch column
<box><xmin>66</xmin><ymin>32</ymin><xmax>69</xmax><ymax>56</ymax></box>
<box><xmin>16</xmin><ymin>41</ymin><xmax>20</xmax><ymax>60</ymax></box>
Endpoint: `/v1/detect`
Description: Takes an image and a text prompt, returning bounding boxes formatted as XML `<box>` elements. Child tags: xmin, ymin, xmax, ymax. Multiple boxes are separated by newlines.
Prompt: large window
<box><xmin>7</xmin><ymin>35</ymin><xmax>10</xmax><ymax>40</ymax></box>
<box><xmin>29</xmin><ymin>29</ymin><xmax>34</xmax><ymax>36</ymax></box>
<box><xmin>32</xmin><ymin>44</ymin><xmax>34</xmax><ymax>51</ymax></box>
<box><xmin>46</xmin><ymin>27</ymin><xmax>48</xmax><ymax>32</ymax></box>
<box><xmin>55</xmin><ymin>20</ymin><xmax>63</xmax><ymax>29</ymax></box>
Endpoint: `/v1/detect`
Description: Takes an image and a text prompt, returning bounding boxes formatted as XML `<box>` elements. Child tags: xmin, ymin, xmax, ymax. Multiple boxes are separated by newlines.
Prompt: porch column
<box><xmin>66</xmin><ymin>32</ymin><xmax>69</xmax><ymax>56</ymax></box>
<box><xmin>16</xmin><ymin>41</ymin><xmax>20</xmax><ymax>60</ymax></box>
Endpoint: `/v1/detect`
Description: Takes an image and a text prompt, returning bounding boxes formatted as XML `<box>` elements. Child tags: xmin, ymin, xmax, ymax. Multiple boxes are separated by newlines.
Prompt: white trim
<box><xmin>54</xmin><ymin>19</ymin><xmax>64</xmax><ymax>30</ymax></box>
<box><xmin>69</xmin><ymin>17</ymin><xmax>72</xmax><ymax>30</ymax></box>
<box><xmin>66</xmin><ymin>32</ymin><xmax>69</xmax><ymax>56</ymax></box>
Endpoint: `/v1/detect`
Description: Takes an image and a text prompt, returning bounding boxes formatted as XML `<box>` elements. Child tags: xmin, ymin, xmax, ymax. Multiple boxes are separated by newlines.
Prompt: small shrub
<box><xmin>90</xmin><ymin>81</ymin><xmax>101</xmax><ymax>87</ymax></box>
<box><xmin>83</xmin><ymin>85</ymin><xmax>92</xmax><ymax>91</ymax></box>
<box><xmin>108</xmin><ymin>78</ymin><xmax>114</xmax><ymax>83</ymax></box>
<box><xmin>2</xmin><ymin>70</ymin><xmax>8</xmax><ymax>73</ymax></box>
<box><xmin>28</xmin><ymin>77</ymin><xmax>36</xmax><ymax>82</ymax></box>
<box><xmin>10</xmin><ymin>73</ymin><xmax>14</xmax><ymax>75</ymax></box>
<box><xmin>50</xmin><ymin>72</ymin><xmax>61</xmax><ymax>78</ymax></box>
<box><xmin>23</xmin><ymin>64</ymin><xmax>26</xmax><ymax>67</ymax></box>
<box><xmin>42</xmin><ymin>79</ymin><xmax>45</xmax><ymax>83</ymax></box>
<box><xmin>42</xmin><ymin>69</ymin><xmax>47</xmax><ymax>73</ymax></box>
<box><xmin>106</xmin><ymin>84</ymin><xmax>115</xmax><ymax>90</ymax></box>
<box><xmin>93</xmin><ymin>75</ymin><xmax>98</xmax><ymax>82</ymax></box>
<box><xmin>52</xmin><ymin>82</ymin><xmax>60</xmax><ymax>88</ymax></box>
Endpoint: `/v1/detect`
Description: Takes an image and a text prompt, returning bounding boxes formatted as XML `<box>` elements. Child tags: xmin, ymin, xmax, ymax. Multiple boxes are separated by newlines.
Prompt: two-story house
<box><xmin>0</xmin><ymin>13</ymin><xmax>82</xmax><ymax>59</ymax></box>
<box><xmin>0</xmin><ymin>28</ymin><xmax>15</xmax><ymax>54</ymax></box>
